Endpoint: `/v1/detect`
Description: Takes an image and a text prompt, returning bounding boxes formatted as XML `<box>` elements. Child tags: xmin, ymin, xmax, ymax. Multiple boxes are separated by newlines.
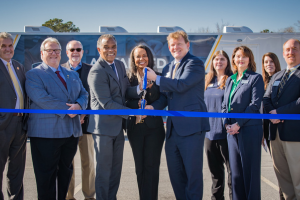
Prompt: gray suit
<box><xmin>0</xmin><ymin>59</ymin><xmax>27</xmax><ymax>200</ymax></box>
<box><xmin>88</xmin><ymin>58</ymin><xmax>137</xmax><ymax>200</ymax></box>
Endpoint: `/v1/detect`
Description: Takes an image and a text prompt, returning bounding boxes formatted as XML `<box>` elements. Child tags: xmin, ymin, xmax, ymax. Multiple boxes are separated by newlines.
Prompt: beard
<box><xmin>71</xmin><ymin>57</ymin><xmax>80</xmax><ymax>62</ymax></box>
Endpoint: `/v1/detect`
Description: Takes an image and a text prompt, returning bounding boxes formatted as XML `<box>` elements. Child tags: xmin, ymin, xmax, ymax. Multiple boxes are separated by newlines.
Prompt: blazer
<box><xmin>61</xmin><ymin>62</ymin><xmax>92</xmax><ymax>133</ymax></box>
<box><xmin>0</xmin><ymin>59</ymin><xmax>28</xmax><ymax>131</ymax></box>
<box><xmin>222</xmin><ymin>70</ymin><xmax>264</xmax><ymax>127</ymax></box>
<box><xmin>87</xmin><ymin>58</ymin><xmax>138</xmax><ymax>136</ymax></box>
<box><xmin>126</xmin><ymin>73</ymin><xmax>164</xmax><ymax>130</ymax></box>
<box><xmin>151</xmin><ymin>52</ymin><xmax>210</xmax><ymax>138</ymax></box>
<box><xmin>25</xmin><ymin>62</ymin><xmax>88</xmax><ymax>138</ymax></box>
<box><xmin>263</xmin><ymin>68</ymin><xmax>300</xmax><ymax>141</ymax></box>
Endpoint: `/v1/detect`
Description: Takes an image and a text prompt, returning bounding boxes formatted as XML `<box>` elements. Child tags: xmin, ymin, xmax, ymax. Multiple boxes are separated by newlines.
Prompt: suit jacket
<box><xmin>222</xmin><ymin>70</ymin><xmax>264</xmax><ymax>127</ymax></box>
<box><xmin>61</xmin><ymin>62</ymin><xmax>92</xmax><ymax>133</ymax></box>
<box><xmin>87</xmin><ymin>58</ymin><xmax>137</xmax><ymax>136</ymax></box>
<box><xmin>25</xmin><ymin>62</ymin><xmax>88</xmax><ymax>138</ymax></box>
<box><xmin>263</xmin><ymin>68</ymin><xmax>300</xmax><ymax>141</ymax></box>
<box><xmin>126</xmin><ymin>73</ymin><xmax>164</xmax><ymax>130</ymax></box>
<box><xmin>151</xmin><ymin>52</ymin><xmax>210</xmax><ymax>138</ymax></box>
<box><xmin>0</xmin><ymin>59</ymin><xmax>28</xmax><ymax>131</ymax></box>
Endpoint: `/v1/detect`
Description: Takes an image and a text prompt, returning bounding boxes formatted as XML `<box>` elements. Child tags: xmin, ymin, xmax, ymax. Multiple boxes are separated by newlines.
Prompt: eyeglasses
<box><xmin>68</xmin><ymin>48</ymin><xmax>82</xmax><ymax>52</ymax></box>
<box><xmin>44</xmin><ymin>49</ymin><xmax>61</xmax><ymax>54</ymax></box>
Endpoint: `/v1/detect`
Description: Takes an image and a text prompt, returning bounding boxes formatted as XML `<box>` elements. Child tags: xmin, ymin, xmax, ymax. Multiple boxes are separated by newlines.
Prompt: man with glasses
<box><xmin>0</xmin><ymin>32</ymin><xmax>27</xmax><ymax>200</ymax></box>
<box><xmin>25</xmin><ymin>37</ymin><xmax>88</xmax><ymax>200</ymax></box>
<box><xmin>62</xmin><ymin>40</ymin><xmax>95</xmax><ymax>200</ymax></box>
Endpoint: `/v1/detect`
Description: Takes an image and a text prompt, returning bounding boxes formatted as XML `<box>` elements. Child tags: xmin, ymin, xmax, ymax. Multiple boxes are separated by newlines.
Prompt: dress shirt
<box><xmin>104</xmin><ymin>60</ymin><xmax>119</xmax><ymax>79</ymax></box>
<box><xmin>48</xmin><ymin>65</ymin><xmax>66</xmax><ymax>81</ymax></box>
<box><xmin>69</xmin><ymin>61</ymin><xmax>82</xmax><ymax>71</ymax></box>
<box><xmin>285</xmin><ymin>64</ymin><xmax>300</xmax><ymax>80</ymax></box>
<box><xmin>1</xmin><ymin>58</ymin><xmax>23</xmax><ymax>109</ymax></box>
<box><xmin>156</xmin><ymin>59</ymin><xmax>181</xmax><ymax>86</ymax></box>
<box><xmin>228</xmin><ymin>69</ymin><xmax>247</xmax><ymax>112</ymax></box>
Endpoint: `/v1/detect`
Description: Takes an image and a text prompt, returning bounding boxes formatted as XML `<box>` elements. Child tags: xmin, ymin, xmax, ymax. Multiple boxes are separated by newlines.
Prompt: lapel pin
<box><xmin>67</xmin><ymin>75</ymin><xmax>69</xmax><ymax>79</ymax></box>
<box><xmin>17</xmin><ymin>67</ymin><xmax>19</xmax><ymax>70</ymax></box>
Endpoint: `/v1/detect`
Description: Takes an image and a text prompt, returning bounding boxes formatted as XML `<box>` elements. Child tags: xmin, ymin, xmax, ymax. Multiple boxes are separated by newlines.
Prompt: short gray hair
<box><xmin>66</xmin><ymin>40</ymin><xmax>83</xmax><ymax>50</ymax></box>
<box><xmin>40</xmin><ymin>37</ymin><xmax>61</xmax><ymax>51</ymax></box>
<box><xmin>97</xmin><ymin>34</ymin><xmax>117</xmax><ymax>48</ymax></box>
<box><xmin>0</xmin><ymin>32</ymin><xmax>14</xmax><ymax>43</ymax></box>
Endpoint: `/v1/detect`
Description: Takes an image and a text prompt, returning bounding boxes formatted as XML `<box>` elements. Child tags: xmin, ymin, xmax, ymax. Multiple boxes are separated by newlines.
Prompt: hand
<box><xmin>269</xmin><ymin>109</ymin><xmax>284</xmax><ymax>124</ymax></box>
<box><xmin>261</xmin><ymin>136</ymin><xmax>265</xmax><ymax>146</ymax></box>
<box><xmin>227</xmin><ymin>123</ymin><xmax>240</xmax><ymax>135</ymax></box>
<box><xmin>66</xmin><ymin>103</ymin><xmax>81</xmax><ymax>118</ymax></box>
<box><xmin>138</xmin><ymin>99</ymin><xmax>147</xmax><ymax>108</ymax></box>
<box><xmin>145</xmin><ymin>105</ymin><xmax>154</xmax><ymax>110</ymax></box>
<box><xmin>80</xmin><ymin>114</ymin><xmax>86</xmax><ymax>124</ymax></box>
<box><xmin>145</xmin><ymin>67</ymin><xmax>157</xmax><ymax>81</ymax></box>
<box><xmin>135</xmin><ymin>115</ymin><xmax>147</xmax><ymax>124</ymax></box>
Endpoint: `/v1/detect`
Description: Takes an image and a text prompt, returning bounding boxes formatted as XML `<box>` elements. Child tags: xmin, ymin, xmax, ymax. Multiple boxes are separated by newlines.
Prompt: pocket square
<box><xmin>166</xmin><ymin>72</ymin><xmax>171</xmax><ymax>78</ymax></box>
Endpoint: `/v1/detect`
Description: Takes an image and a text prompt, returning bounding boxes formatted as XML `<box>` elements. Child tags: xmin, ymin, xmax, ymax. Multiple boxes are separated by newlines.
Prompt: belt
<box><xmin>13</xmin><ymin>113</ymin><xmax>23</xmax><ymax>117</ymax></box>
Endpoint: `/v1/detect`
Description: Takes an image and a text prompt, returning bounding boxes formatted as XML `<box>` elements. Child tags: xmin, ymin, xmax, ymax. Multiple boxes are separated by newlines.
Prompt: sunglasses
<box><xmin>69</xmin><ymin>48</ymin><xmax>82</xmax><ymax>52</ymax></box>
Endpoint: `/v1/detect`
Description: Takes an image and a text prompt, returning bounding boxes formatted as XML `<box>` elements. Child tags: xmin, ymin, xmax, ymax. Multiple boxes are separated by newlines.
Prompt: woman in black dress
<box><xmin>204</xmin><ymin>50</ymin><xmax>233</xmax><ymax>200</ymax></box>
<box><xmin>126</xmin><ymin>45</ymin><xmax>165</xmax><ymax>200</ymax></box>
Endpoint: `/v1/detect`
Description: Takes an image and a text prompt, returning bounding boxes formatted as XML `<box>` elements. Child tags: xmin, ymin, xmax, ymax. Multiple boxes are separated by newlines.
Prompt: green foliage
<box><xmin>42</xmin><ymin>18</ymin><xmax>80</xmax><ymax>32</ymax></box>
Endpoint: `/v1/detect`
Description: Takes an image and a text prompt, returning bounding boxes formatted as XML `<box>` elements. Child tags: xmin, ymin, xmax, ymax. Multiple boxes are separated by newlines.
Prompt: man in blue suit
<box><xmin>146</xmin><ymin>31</ymin><xmax>210</xmax><ymax>200</ymax></box>
<box><xmin>25</xmin><ymin>37</ymin><xmax>88</xmax><ymax>200</ymax></box>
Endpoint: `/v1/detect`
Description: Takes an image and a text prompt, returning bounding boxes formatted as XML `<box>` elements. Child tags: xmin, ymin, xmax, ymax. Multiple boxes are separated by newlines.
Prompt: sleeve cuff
<box><xmin>137</xmin><ymin>86</ymin><xmax>142</xmax><ymax>95</ymax></box>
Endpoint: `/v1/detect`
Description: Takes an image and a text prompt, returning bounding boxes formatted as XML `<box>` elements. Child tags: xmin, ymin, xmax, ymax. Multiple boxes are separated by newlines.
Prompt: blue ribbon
<box><xmin>1</xmin><ymin>108</ymin><xmax>300</xmax><ymax>120</ymax></box>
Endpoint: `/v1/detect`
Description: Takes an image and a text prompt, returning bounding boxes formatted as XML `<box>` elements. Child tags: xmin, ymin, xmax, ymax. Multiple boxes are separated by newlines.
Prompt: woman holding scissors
<box><xmin>126</xmin><ymin>45</ymin><xmax>165</xmax><ymax>200</ymax></box>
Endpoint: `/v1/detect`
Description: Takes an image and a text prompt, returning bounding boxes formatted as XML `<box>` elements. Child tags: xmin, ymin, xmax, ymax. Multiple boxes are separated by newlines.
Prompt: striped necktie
<box><xmin>7</xmin><ymin>63</ymin><xmax>24</xmax><ymax>109</ymax></box>
<box><xmin>172</xmin><ymin>62</ymin><xmax>180</xmax><ymax>79</ymax></box>
<box><xmin>277</xmin><ymin>69</ymin><xmax>291</xmax><ymax>97</ymax></box>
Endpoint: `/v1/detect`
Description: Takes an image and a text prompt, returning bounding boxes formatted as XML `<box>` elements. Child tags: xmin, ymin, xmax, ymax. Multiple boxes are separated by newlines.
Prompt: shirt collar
<box><xmin>69</xmin><ymin>61</ymin><xmax>82</xmax><ymax>70</ymax></box>
<box><xmin>104</xmin><ymin>59</ymin><xmax>115</xmax><ymax>66</ymax></box>
<box><xmin>287</xmin><ymin>64</ymin><xmax>300</xmax><ymax>72</ymax></box>
<box><xmin>0</xmin><ymin>58</ymin><xmax>12</xmax><ymax>67</ymax></box>
<box><xmin>231</xmin><ymin>69</ymin><xmax>247</xmax><ymax>83</ymax></box>
<box><xmin>48</xmin><ymin>65</ymin><xmax>62</xmax><ymax>73</ymax></box>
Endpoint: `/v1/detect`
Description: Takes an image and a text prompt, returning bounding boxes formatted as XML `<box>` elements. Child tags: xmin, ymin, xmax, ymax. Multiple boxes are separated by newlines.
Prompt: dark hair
<box><xmin>262</xmin><ymin>52</ymin><xmax>281</xmax><ymax>90</ymax></box>
<box><xmin>128</xmin><ymin>45</ymin><xmax>154</xmax><ymax>79</ymax></box>
<box><xmin>231</xmin><ymin>46</ymin><xmax>256</xmax><ymax>73</ymax></box>
<box><xmin>205</xmin><ymin>50</ymin><xmax>232</xmax><ymax>90</ymax></box>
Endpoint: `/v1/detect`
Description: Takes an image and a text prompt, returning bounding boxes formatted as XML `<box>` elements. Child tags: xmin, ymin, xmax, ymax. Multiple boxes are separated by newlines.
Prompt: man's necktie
<box><xmin>277</xmin><ymin>69</ymin><xmax>291</xmax><ymax>97</ymax></box>
<box><xmin>55</xmin><ymin>71</ymin><xmax>67</xmax><ymax>90</ymax></box>
<box><xmin>110</xmin><ymin>63</ymin><xmax>118</xmax><ymax>78</ymax></box>
<box><xmin>7</xmin><ymin>63</ymin><xmax>24</xmax><ymax>109</ymax></box>
<box><xmin>172</xmin><ymin>62</ymin><xmax>180</xmax><ymax>79</ymax></box>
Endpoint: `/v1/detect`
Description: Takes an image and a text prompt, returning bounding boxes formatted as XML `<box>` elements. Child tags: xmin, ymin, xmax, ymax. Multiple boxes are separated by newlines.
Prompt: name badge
<box><xmin>273</xmin><ymin>81</ymin><xmax>280</xmax><ymax>86</ymax></box>
<box><xmin>165</xmin><ymin>72</ymin><xmax>171</xmax><ymax>78</ymax></box>
<box><xmin>241</xmin><ymin>80</ymin><xmax>249</xmax><ymax>84</ymax></box>
<box><xmin>207</xmin><ymin>84</ymin><xmax>213</xmax><ymax>87</ymax></box>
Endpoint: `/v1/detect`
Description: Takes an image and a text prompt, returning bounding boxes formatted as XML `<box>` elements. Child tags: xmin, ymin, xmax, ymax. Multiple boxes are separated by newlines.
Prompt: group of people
<box><xmin>0</xmin><ymin>29</ymin><xmax>299</xmax><ymax>200</ymax></box>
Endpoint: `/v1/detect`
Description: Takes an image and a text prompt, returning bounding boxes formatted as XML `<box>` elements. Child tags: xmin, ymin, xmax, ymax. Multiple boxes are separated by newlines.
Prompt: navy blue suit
<box><xmin>152</xmin><ymin>52</ymin><xmax>210</xmax><ymax>200</ymax></box>
<box><xmin>221</xmin><ymin>70</ymin><xmax>264</xmax><ymax>200</ymax></box>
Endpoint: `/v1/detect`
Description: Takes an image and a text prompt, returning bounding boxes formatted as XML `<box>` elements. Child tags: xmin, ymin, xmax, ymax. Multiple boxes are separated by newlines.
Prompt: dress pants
<box><xmin>271</xmin><ymin>132</ymin><xmax>300</xmax><ymax>200</ymax></box>
<box><xmin>66</xmin><ymin>134</ymin><xmax>95</xmax><ymax>199</ymax></box>
<box><xmin>127</xmin><ymin>122</ymin><xmax>165</xmax><ymax>200</ymax></box>
<box><xmin>205</xmin><ymin>138</ymin><xmax>232</xmax><ymax>200</ymax></box>
<box><xmin>0</xmin><ymin>116</ymin><xmax>26</xmax><ymax>200</ymax></box>
<box><xmin>93</xmin><ymin>131</ymin><xmax>124</xmax><ymax>200</ymax></box>
<box><xmin>227</xmin><ymin>125</ymin><xmax>262</xmax><ymax>200</ymax></box>
<box><xmin>30</xmin><ymin>136</ymin><xmax>79</xmax><ymax>200</ymax></box>
<box><xmin>165</xmin><ymin>125</ymin><xmax>205</xmax><ymax>200</ymax></box>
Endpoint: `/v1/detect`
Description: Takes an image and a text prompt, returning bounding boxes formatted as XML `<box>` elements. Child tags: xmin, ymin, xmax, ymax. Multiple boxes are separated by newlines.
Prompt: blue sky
<box><xmin>1</xmin><ymin>0</ymin><xmax>299</xmax><ymax>33</ymax></box>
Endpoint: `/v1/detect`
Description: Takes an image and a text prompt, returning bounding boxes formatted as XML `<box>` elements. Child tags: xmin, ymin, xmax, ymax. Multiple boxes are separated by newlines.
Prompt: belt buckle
<box><xmin>17</xmin><ymin>113</ymin><xmax>23</xmax><ymax>117</ymax></box>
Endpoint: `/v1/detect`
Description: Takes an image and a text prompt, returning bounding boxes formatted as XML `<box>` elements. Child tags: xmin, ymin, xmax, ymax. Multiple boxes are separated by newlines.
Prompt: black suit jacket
<box><xmin>263</xmin><ymin>67</ymin><xmax>300</xmax><ymax>141</ymax></box>
<box><xmin>0</xmin><ymin>59</ymin><xmax>28</xmax><ymax>130</ymax></box>
<box><xmin>61</xmin><ymin>62</ymin><xmax>92</xmax><ymax>133</ymax></box>
<box><xmin>126</xmin><ymin>73</ymin><xmax>164</xmax><ymax>130</ymax></box>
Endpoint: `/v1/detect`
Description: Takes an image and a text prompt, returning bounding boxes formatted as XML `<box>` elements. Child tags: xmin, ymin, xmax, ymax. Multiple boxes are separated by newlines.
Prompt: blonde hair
<box><xmin>0</xmin><ymin>32</ymin><xmax>13</xmax><ymax>42</ymax></box>
<box><xmin>167</xmin><ymin>30</ymin><xmax>189</xmax><ymax>45</ymax></box>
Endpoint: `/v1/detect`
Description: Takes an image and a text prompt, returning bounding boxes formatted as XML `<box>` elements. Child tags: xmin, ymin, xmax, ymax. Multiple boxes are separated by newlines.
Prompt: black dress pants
<box><xmin>205</xmin><ymin>137</ymin><xmax>232</xmax><ymax>200</ymax></box>
<box><xmin>30</xmin><ymin>136</ymin><xmax>78</xmax><ymax>200</ymax></box>
<box><xmin>127</xmin><ymin>122</ymin><xmax>165</xmax><ymax>200</ymax></box>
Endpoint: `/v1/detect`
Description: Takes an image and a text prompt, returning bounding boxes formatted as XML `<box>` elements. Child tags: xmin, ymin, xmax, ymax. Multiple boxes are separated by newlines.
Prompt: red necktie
<box><xmin>55</xmin><ymin>71</ymin><xmax>67</xmax><ymax>90</ymax></box>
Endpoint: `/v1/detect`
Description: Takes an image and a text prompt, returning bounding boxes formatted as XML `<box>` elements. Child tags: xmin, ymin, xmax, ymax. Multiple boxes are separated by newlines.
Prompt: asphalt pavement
<box><xmin>3</xmin><ymin>138</ymin><xmax>280</xmax><ymax>200</ymax></box>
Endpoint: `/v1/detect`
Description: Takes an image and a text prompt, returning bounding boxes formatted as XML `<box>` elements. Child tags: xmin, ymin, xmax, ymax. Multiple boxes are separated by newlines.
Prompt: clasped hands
<box><xmin>66</xmin><ymin>103</ymin><xmax>82</xmax><ymax>118</ymax></box>
<box><xmin>225</xmin><ymin>123</ymin><xmax>240</xmax><ymax>135</ymax></box>
<box><xmin>269</xmin><ymin>109</ymin><xmax>284</xmax><ymax>124</ymax></box>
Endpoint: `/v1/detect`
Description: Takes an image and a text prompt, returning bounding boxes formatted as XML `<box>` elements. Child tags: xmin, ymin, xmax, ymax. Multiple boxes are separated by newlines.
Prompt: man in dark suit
<box><xmin>264</xmin><ymin>39</ymin><xmax>300</xmax><ymax>200</ymax></box>
<box><xmin>87</xmin><ymin>34</ymin><xmax>138</xmax><ymax>200</ymax></box>
<box><xmin>62</xmin><ymin>40</ymin><xmax>95</xmax><ymax>200</ymax></box>
<box><xmin>146</xmin><ymin>31</ymin><xmax>210</xmax><ymax>199</ymax></box>
<box><xmin>0</xmin><ymin>32</ymin><xmax>27</xmax><ymax>200</ymax></box>
<box><xmin>25</xmin><ymin>37</ymin><xmax>88</xmax><ymax>200</ymax></box>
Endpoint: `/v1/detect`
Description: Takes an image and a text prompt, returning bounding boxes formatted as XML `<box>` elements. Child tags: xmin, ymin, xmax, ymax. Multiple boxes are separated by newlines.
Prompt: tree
<box><xmin>42</xmin><ymin>18</ymin><xmax>80</xmax><ymax>32</ymax></box>
<box><xmin>215</xmin><ymin>20</ymin><xmax>232</xmax><ymax>33</ymax></box>
<box><xmin>279</xmin><ymin>26</ymin><xmax>295</xmax><ymax>33</ymax></box>
<box><xmin>261</xmin><ymin>29</ymin><xmax>270</xmax><ymax>33</ymax></box>
<box><xmin>294</xmin><ymin>20</ymin><xmax>300</xmax><ymax>31</ymax></box>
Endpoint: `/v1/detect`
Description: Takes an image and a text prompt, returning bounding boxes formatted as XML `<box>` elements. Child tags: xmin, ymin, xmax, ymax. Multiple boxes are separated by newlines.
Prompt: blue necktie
<box><xmin>110</xmin><ymin>63</ymin><xmax>118</xmax><ymax>77</ymax></box>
